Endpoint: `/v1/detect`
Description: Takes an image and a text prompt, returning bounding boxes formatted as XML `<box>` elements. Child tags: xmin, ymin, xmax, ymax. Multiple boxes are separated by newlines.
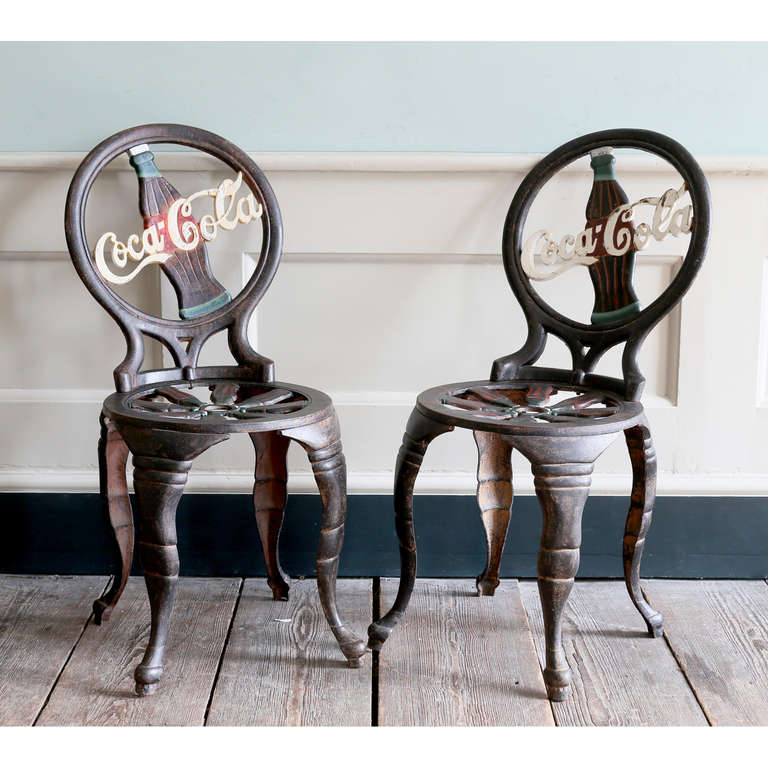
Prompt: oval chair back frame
<box><xmin>66</xmin><ymin>123</ymin><xmax>283</xmax><ymax>393</ymax></box>
<box><xmin>494</xmin><ymin>128</ymin><xmax>711</xmax><ymax>401</ymax></box>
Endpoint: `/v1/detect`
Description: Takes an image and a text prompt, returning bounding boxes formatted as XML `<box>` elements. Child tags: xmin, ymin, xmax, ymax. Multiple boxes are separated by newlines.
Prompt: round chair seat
<box><xmin>416</xmin><ymin>379</ymin><xmax>643</xmax><ymax>436</ymax></box>
<box><xmin>103</xmin><ymin>379</ymin><xmax>333</xmax><ymax>434</ymax></box>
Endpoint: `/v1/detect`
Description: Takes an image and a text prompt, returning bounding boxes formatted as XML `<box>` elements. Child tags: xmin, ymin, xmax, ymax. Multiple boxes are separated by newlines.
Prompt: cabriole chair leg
<box><xmin>93</xmin><ymin>413</ymin><xmax>134</xmax><ymax>624</ymax></box>
<box><xmin>250</xmin><ymin>431</ymin><xmax>291</xmax><ymax>601</ymax></box>
<box><xmin>532</xmin><ymin>459</ymin><xmax>593</xmax><ymax>701</ymax></box>
<box><xmin>283</xmin><ymin>414</ymin><xmax>367</xmax><ymax>668</ymax></box>
<box><xmin>131</xmin><ymin>454</ymin><xmax>189</xmax><ymax>696</ymax></box>
<box><xmin>513</xmin><ymin>431</ymin><xmax>617</xmax><ymax>701</ymax></box>
<box><xmin>624</xmin><ymin>419</ymin><xmax>663</xmax><ymax>638</ymax></box>
<box><xmin>473</xmin><ymin>430</ymin><xmax>513</xmax><ymax>596</ymax></box>
<box><xmin>367</xmin><ymin>408</ymin><xmax>453</xmax><ymax>651</ymax></box>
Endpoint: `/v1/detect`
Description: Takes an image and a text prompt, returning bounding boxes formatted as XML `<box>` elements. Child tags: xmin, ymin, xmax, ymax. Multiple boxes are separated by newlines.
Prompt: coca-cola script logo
<box><xmin>94</xmin><ymin>173</ymin><xmax>263</xmax><ymax>284</ymax></box>
<box><xmin>522</xmin><ymin>183</ymin><xmax>693</xmax><ymax>281</ymax></box>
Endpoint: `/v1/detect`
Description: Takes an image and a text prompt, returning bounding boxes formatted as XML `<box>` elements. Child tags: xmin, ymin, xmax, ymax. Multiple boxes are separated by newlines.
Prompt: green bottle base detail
<box><xmin>179</xmin><ymin>290</ymin><xmax>232</xmax><ymax>319</ymax></box>
<box><xmin>590</xmin><ymin>301</ymin><xmax>641</xmax><ymax>326</ymax></box>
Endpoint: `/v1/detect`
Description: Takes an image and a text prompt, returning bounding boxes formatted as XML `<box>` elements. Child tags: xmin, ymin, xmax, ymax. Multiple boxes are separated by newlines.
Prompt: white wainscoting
<box><xmin>0</xmin><ymin>152</ymin><xmax>766</xmax><ymax>496</ymax></box>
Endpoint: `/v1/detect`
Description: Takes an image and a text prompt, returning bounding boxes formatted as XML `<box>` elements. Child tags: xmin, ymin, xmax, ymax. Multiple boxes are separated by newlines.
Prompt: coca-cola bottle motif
<box><xmin>128</xmin><ymin>145</ymin><xmax>231</xmax><ymax>319</ymax></box>
<box><xmin>584</xmin><ymin>148</ymin><xmax>641</xmax><ymax>325</ymax></box>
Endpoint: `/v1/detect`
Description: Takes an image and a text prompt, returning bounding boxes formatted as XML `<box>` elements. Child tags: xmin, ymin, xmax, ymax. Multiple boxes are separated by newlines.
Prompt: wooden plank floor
<box><xmin>519</xmin><ymin>581</ymin><xmax>707</xmax><ymax>726</ymax></box>
<box><xmin>377</xmin><ymin>579</ymin><xmax>554</xmax><ymax>726</ymax></box>
<box><xmin>0</xmin><ymin>575</ymin><xmax>107</xmax><ymax>725</ymax></box>
<box><xmin>36</xmin><ymin>577</ymin><xmax>239</xmax><ymax>726</ymax></box>
<box><xmin>643</xmin><ymin>580</ymin><xmax>768</xmax><ymax>726</ymax></box>
<box><xmin>206</xmin><ymin>579</ymin><xmax>371</xmax><ymax>726</ymax></box>
<box><xmin>2</xmin><ymin>576</ymin><xmax>768</xmax><ymax>726</ymax></box>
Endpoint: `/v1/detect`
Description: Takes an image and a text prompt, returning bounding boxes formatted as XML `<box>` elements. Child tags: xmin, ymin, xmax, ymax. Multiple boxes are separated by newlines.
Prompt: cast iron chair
<box><xmin>65</xmin><ymin>124</ymin><xmax>366</xmax><ymax>696</ymax></box>
<box><xmin>368</xmin><ymin>129</ymin><xmax>710</xmax><ymax>701</ymax></box>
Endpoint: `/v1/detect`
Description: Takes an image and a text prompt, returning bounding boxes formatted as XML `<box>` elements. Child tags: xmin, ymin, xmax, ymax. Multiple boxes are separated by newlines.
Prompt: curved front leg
<box><xmin>131</xmin><ymin>455</ymin><xmax>190</xmax><ymax>696</ymax></box>
<box><xmin>473</xmin><ymin>430</ymin><xmax>513</xmax><ymax>596</ymax></box>
<box><xmin>250</xmin><ymin>431</ymin><xmax>291</xmax><ymax>601</ymax></box>
<box><xmin>282</xmin><ymin>414</ymin><xmax>366</xmax><ymax>668</ymax></box>
<box><xmin>116</xmin><ymin>425</ymin><xmax>227</xmax><ymax>697</ymax></box>
<box><xmin>93</xmin><ymin>413</ymin><xmax>134</xmax><ymax>624</ymax></box>
<box><xmin>367</xmin><ymin>408</ymin><xmax>453</xmax><ymax>651</ymax></box>
<box><xmin>624</xmin><ymin>419</ymin><xmax>663</xmax><ymax>637</ymax></box>
<box><xmin>513</xmin><ymin>432</ymin><xmax>617</xmax><ymax>701</ymax></box>
<box><xmin>533</xmin><ymin>459</ymin><xmax>593</xmax><ymax>701</ymax></box>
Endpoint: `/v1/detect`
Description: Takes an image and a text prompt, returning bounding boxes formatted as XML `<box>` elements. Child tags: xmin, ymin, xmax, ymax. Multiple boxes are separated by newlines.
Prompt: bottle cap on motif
<box><xmin>127</xmin><ymin>144</ymin><xmax>151</xmax><ymax>157</ymax></box>
<box><xmin>589</xmin><ymin>147</ymin><xmax>616</xmax><ymax>180</ymax></box>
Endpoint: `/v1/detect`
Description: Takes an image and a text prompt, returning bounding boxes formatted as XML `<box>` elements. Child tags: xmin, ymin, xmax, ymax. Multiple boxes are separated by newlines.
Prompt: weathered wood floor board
<box><xmin>520</xmin><ymin>580</ymin><xmax>707</xmax><ymax>726</ymax></box>
<box><xmin>377</xmin><ymin>578</ymin><xmax>555</xmax><ymax>726</ymax></box>
<box><xmin>36</xmin><ymin>577</ymin><xmax>239</xmax><ymax>726</ymax></box>
<box><xmin>0</xmin><ymin>575</ymin><xmax>107</xmax><ymax>726</ymax></box>
<box><xmin>643</xmin><ymin>580</ymin><xmax>768</xmax><ymax>726</ymax></box>
<box><xmin>7</xmin><ymin>577</ymin><xmax>768</xmax><ymax>726</ymax></box>
<box><xmin>206</xmin><ymin>579</ymin><xmax>371</xmax><ymax>726</ymax></box>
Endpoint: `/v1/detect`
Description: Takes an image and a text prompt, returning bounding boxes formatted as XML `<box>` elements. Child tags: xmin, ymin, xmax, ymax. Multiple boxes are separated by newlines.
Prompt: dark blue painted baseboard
<box><xmin>1</xmin><ymin>493</ymin><xmax>766</xmax><ymax>578</ymax></box>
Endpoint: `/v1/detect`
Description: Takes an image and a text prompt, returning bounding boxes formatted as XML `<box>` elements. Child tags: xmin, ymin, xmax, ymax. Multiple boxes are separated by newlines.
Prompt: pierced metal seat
<box><xmin>108</xmin><ymin>381</ymin><xmax>325</xmax><ymax>430</ymax></box>
<box><xmin>421</xmin><ymin>380</ymin><xmax>640</xmax><ymax>433</ymax></box>
<box><xmin>65</xmin><ymin>124</ymin><xmax>366</xmax><ymax>696</ymax></box>
<box><xmin>368</xmin><ymin>129</ymin><xmax>710</xmax><ymax>702</ymax></box>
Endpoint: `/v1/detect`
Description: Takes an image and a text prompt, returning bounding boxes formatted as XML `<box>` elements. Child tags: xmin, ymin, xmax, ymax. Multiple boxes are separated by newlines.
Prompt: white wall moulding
<box><xmin>1</xmin><ymin>152</ymin><xmax>766</xmax><ymax>495</ymax></box>
<box><xmin>0</xmin><ymin>151</ymin><xmax>766</xmax><ymax>174</ymax></box>
<box><xmin>756</xmin><ymin>255</ymin><xmax>768</xmax><ymax>407</ymax></box>
<box><xmin>0</xmin><ymin>250</ymin><xmax>686</xmax><ymax>266</ymax></box>
<box><xmin>4</xmin><ymin>467</ymin><xmax>768</xmax><ymax>498</ymax></box>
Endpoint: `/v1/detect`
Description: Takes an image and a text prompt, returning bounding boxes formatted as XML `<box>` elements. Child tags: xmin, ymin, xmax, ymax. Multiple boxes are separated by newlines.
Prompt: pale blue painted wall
<box><xmin>1</xmin><ymin>42</ymin><xmax>765</xmax><ymax>153</ymax></box>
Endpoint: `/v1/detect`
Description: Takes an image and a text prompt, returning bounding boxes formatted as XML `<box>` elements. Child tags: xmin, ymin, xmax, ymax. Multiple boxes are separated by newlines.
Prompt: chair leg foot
<box><xmin>345</xmin><ymin>646</ymin><xmax>367</xmax><ymax>667</ymax></box>
<box><xmin>134</xmin><ymin>660</ymin><xmax>165</xmax><ymax>696</ymax></box>
<box><xmin>92</xmin><ymin>598</ymin><xmax>112</xmax><ymax>625</ymax></box>
<box><xmin>134</xmin><ymin>680</ymin><xmax>159</xmax><ymax>697</ymax></box>
<box><xmin>646</xmin><ymin>612</ymin><xmax>664</xmax><ymax>638</ymax></box>
<box><xmin>269</xmin><ymin>583</ymin><xmax>290</xmax><ymax>601</ymax></box>
<box><xmin>545</xmin><ymin>679</ymin><xmax>571</xmax><ymax>702</ymax></box>
<box><xmin>475</xmin><ymin>577</ymin><xmax>499</xmax><ymax>596</ymax></box>
<box><xmin>367</xmin><ymin>621</ymin><xmax>392</xmax><ymax>651</ymax></box>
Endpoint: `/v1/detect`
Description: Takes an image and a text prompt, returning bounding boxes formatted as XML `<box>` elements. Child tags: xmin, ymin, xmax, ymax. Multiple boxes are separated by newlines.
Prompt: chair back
<box><xmin>66</xmin><ymin>123</ymin><xmax>282</xmax><ymax>392</ymax></box>
<box><xmin>494</xmin><ymin>128</ymin><xmax>710</xmax><ymax>400</ymax></box>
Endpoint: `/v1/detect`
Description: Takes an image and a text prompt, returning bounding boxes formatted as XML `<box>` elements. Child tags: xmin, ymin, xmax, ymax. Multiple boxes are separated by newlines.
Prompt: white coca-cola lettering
<box><xmin>522</xmin><ymin>183</ymin><xmax>693</xmax><ymax>281</ymax></box>
<box><xmin>94</xmin><ymin>172</ymin><xmax>263</xmax><ymax>285</ymax></box>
